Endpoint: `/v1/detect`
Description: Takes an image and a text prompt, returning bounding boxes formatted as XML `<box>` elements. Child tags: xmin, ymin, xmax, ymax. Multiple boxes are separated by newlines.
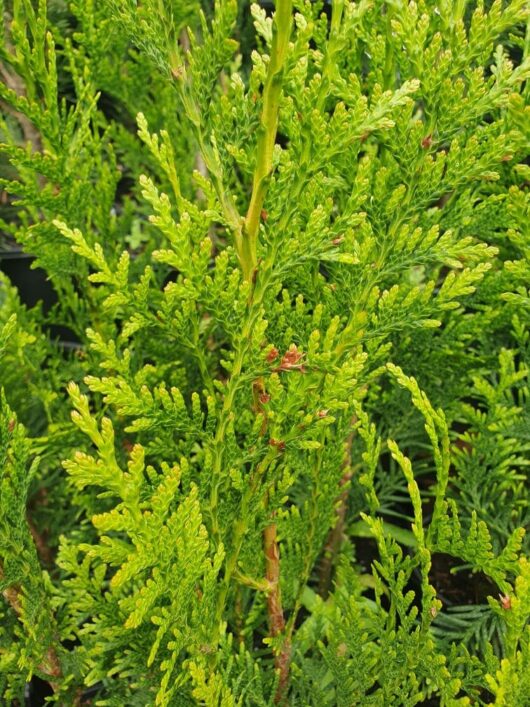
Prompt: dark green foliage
<box><xmin>1</xmin><ymin>0</ymin><xmax>530</xmax><ymax>704</ymax></box>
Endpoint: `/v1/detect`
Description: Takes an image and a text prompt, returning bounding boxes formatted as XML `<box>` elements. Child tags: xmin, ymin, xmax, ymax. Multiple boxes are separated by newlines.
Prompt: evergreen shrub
<box><xmin>1</xmin><ymin>0</ymin><xmax>530</xmax><ymax>704</ymax></box>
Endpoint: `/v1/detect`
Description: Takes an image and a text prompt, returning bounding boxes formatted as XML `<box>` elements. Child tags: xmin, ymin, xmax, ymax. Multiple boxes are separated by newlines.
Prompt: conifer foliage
<box><xmin>1</xmin><ymin>0</ymin><xmax>530</xmax><ymax>704</ymax></box>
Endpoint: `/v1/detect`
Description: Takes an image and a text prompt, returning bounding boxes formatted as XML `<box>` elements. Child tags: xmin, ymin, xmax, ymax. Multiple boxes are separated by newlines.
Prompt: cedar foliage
<box><xmin>1</xmin><ymin>0</ymin><xmax>530</xmax><ymax>704</ymax></box>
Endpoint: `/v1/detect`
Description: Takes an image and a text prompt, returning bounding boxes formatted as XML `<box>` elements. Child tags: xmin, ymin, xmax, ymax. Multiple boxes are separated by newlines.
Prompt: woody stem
<box><xmin>264</xmin><ymin>517</ymin><xmax>291</xmax><ymax>704</ymax></box>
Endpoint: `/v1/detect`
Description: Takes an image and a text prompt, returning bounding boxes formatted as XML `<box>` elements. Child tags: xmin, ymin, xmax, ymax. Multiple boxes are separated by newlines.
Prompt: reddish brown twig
<box><xmin>264</xmin><ymin>520</ymin><xmax>291</xmax><ymax>704</ymax></box>
<box><xmin>318</xmin><ymin>428</ymin><xmax>355</xmax><ymax>599</ymax></box>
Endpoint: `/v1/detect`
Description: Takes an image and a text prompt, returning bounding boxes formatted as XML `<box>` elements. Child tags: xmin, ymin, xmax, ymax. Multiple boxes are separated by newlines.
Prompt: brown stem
<box><xmin>264</xmin><ymin>520</ymin><xmax>291</xmax><ymax>704</ymax></box>
<box><xmin>318</xmin><ymin>428</ymin><xmax>355</xmax><ymax>599</ymax></box>
<box><xmin>40</xmin><ymin>647</ymin><xmax>62</xmax><ymax>693</ymax></box>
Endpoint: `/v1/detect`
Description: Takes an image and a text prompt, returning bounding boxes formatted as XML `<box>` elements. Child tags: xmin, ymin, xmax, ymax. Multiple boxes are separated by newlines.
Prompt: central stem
<box><xmin>264</xmin><ymin>519</ymin><xmax>291</xmax><ymax>704</ymax></box>
<box><xmin>242</xmin><ymin>0</ymin><xmax>293</xmax><ymax>280</ymax></box>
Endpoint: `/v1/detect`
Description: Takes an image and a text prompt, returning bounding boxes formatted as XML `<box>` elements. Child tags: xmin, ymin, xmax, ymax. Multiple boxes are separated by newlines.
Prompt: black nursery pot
<box><xmin>0</xmin><ymin>251</ymin><xmax>56</xmax><ymax>312</ymax></box>
<box><xmin>0</xmin><ymin>250</ymin><xmax>80</xmax><ymax>347</ymax></box>
<box><xmin>24</xmin><ymin>678</ymin><xmax>102</xmax><ymax>707</ymax></box>
<box><xmin>24</xmin><ymin>677</ymin><xmax>53</xmax><ymax>707</ymax></box>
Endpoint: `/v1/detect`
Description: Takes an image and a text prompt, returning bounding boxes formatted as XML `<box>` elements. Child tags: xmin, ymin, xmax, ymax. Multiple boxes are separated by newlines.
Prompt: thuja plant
<box><xmin>1</xmin><ymin>0</ymin><xmax>530</xmax><ymax>704</ymax></box>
